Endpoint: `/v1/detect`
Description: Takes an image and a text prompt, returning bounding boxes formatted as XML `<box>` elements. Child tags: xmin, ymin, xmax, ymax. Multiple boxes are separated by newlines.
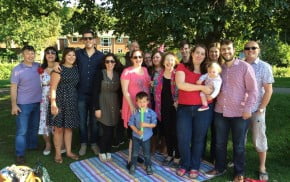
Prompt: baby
<box><xmin>196</xmin><ymin>62</ymin><xmax>222</xmax><ymax>111</ymax></box>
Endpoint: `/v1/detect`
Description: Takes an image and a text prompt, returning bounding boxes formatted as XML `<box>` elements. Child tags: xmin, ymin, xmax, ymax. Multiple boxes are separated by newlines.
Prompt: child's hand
<box><xmin>140</xmin><ymin>122</ymin><xmax>146</xmax><ymax>128</ymax></box>
<box><xmin>196</xmin><ymin>80</ymin><xmax>202</xmax><ymax>85</ymax></box>
<box><xmin>137</xmin><ymin>129</ymin><xmax>143</xmax><ymax>136</ymax></box>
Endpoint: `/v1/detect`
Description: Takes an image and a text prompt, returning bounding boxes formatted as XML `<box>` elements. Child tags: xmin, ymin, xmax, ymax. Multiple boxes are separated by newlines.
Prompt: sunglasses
<box><xmin>105</xmin><ymin>60</ymin><xmax>116</xmax><ymax>64</ymax></box>
<box><xmin>133</xmin><ymin>56</ymin><xmax>143</xmax><ymax>59</ymax></box>
<box><xmin>83</xmin><ymin>37</ymin><xmax>94</xmax><ymax>40</ymax></box>
<box><xmin>244</xmin><ymin>46</ymin><xmax>259</xmax><ymax>51</ymax></box>
<box><xmin>45</xmin><ymin>50</ymin><xmax>56</xmax><ymax>55</ymax></box>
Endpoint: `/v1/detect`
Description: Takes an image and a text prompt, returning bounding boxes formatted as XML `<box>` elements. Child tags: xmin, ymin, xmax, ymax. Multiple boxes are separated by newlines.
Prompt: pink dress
<box><xmin>121</xmin><ymin>67</ymin><xmax>151</xmax><ymax>128</ymax></box>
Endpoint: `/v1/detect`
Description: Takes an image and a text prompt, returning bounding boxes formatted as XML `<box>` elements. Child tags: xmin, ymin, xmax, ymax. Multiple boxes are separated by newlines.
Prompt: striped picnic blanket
<box><xmin>70</xmin><ymin>150</ymin><xmax>214</xmax><ymax>182</ymax></box>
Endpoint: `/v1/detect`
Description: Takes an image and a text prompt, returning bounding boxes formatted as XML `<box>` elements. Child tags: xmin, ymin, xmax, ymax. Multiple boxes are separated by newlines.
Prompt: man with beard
<box><xmin>179</xmin><ymin>40</ymin><xmax>190</xmax><ymax>64</ymax></box>
<box><xmin>244</xmin><ymin>41</ymin><xmax>274</xmax><ymax>181</ymax></box>
<box><xmin>206</xmin><ymin>40</ymin><xmax>258</xmax><ymax>182</ymax></box>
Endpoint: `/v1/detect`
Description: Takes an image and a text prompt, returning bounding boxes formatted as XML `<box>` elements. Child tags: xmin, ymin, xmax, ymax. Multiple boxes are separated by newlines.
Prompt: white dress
<box><xmin>38</xmin><ymin>70</ymin><xmax>51</xmax><ymax>135</ymax></box>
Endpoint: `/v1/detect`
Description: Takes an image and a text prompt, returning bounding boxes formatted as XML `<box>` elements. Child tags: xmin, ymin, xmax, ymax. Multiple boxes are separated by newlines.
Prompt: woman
<box><xmin>149</xmin><ymin>51</ymin><xmax>165</xmax><ymax>154</ymax></box>
<box><xmin>93</xmin><ymin>53</ymin><xmax>123</xmax><ymax>162</ymax></box>
<box><xmin>175</xmin><ymin>45</ymin><xmax>213</xmax><ymax>178</ymax></box>
<box><xmin>48</xmin><ymin>47</ymin><xmax>79</xmax><ymax>163</ymax></box>
<box><xmin>203</xmin><ymin>42</ymin><xmax>222</xmax><ymax>163</ymax></box>
<box><xmin>38</xmin><ymin>47</ymin><xmax>59</xmax><ymax>156</ymax></box>
<box><xmin>121</xmin><ymin>50</ymin><xmax>151</xmax><ymax>166</ymax></box>
<box><xmin>154</xmin><ymin>53</ymin><xmax>180</xmax><ymax>167</ymax></box>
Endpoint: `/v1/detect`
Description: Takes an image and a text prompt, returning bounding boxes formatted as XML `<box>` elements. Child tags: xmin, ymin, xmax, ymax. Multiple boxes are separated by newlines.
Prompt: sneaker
<box><xmin>16</xmin><ymin>156</ymin><xmax>25</xmax><ymax>165</ymax></box>
<box><xmin>61</xmin><ymin>149</ymin><xmax>66</xmax><ymax>154</ymax></box>
<box><xmin>205</xmin><ymin>169</ymin><xmax>226</xmax><ymax>178</ymax></box>
<box><xmin>198</xmin><ymin>105</ymin><xmax>209</xmax><ymax>111</ymax></box>
<box><xmin>79</xmin><ymin>144</ymin><xmax>87</xmax><ymax>156</ymax></box>
<box><xmin>99</xmin><ymin>153</ymin><xmax>107</xmax><ymax>162</ymax></box>
<box><xmin>162</xmin><ymin>156</ymin><xmax>173</xmax><ymax>166</ymax></box>
<box><xmin>91</xmin><ymin>145</ymin><xmax>100</xmax><ymax>155</ymax></box>
<box><xmin>259</xmin><ymin>171</ymin><xmax>269</xmax><ymax>181</ymax></box>
<box><xmin>129</xmin><ymin>164</ymin><xmax>136</xmax><ymax>175</ymax></box>
<box><xmin>227</xmin><ymin>161</ymin><xmax>234</xmax><ymax>168</ymax></box>
<box><xmin>137</xmin><ymin>156</ymin><xmax>144</xmax><ymax>163</ymax></box>
<box><xmin>112</xmin><ymin>141</ymin><xmax>120</xmax><ymax>148</ymax></box>
<box><xmin>43</xmin><ymin>149</ymin><xmax>51</xmax><ymax>156</ymax></box>
<box><xmin>146</xmin><ymin>165</ymin><xmax>153</xmax><ymax>175</ymax></box>
<box><xmin>106</xmin><ymin>153</ymin><xmax>112</xmax><ymax>161</ymax></box>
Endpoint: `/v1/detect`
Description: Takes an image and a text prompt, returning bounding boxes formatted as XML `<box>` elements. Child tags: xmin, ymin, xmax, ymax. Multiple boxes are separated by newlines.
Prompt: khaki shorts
<box><xmin>249</xmin><ymin>110</ymin><xmax>268</xmax><ymax>152</ymax></box>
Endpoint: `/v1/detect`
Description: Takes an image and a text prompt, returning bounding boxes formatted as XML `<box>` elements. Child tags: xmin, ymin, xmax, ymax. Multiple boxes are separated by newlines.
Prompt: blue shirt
<box><xmin>76</xmin><ymin>48</ymin><xmax>104</xmax><ymax>95</ymax></box>
<box><xmin>128</xmin><ymin>108</ymin><xmax>157</xmax><ymax>141</ymax></box>
<box><xmin>250</xmin><ymin>58</ymin><xmax>274</xmax><ymax>112</ymax></box>
<box><xmin>10</xmin><ymin>62</ymin><xmax>42</xmax><ymax>104</ymax></box>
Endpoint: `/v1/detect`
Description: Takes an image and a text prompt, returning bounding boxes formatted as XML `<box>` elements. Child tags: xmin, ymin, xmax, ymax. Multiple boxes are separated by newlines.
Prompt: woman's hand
<box><xmin>51</xmin><ymin>105</ymin><xmax>59</xmax><ymax>116</ymax></box>
<box><xmin>129</xmin><ymin>104</ymin><xmax>136</xmax><ymax>114</ymax></box>
<box><xmin>201</xmin><ymin>85</ymin><xmax>212</xmax><ymax>95</ymax></box>
<box><xmin>95</xmin><ymin>110</ymin><xmax>101</xmax><ymax>119</ymax></box>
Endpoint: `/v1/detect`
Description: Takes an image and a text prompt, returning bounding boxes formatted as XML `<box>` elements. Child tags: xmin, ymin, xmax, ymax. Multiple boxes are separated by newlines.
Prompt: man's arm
<box><xmin>258</xmin><ymin>83</ymin><xmax>273</xmax><ymax>111</ymax></box>
<box><xmin>11</xmin><ymin>83</ymin><xmax>21</xmax><ymax>115</ymax></box>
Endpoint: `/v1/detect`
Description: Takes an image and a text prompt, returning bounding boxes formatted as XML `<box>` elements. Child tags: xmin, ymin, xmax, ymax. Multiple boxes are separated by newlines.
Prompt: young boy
<box><xmin>128</xmin><ymin>91</ymin><xmax>157</xmax><ymax>175</ymax></box>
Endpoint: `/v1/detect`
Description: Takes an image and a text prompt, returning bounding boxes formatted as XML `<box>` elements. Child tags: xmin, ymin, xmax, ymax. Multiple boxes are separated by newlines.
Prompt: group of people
<box><xmin>10</xmin><ymin>29</ymin><xmax>274</xmax><ymax>182</ymax></box>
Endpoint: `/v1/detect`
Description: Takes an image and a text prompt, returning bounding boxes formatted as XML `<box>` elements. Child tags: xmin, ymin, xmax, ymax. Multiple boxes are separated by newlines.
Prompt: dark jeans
<box><xmin>78</xmin><ymin>94</ymin><xmax>98</xmax><ymax>145</ymax></box>
<box><xmin>15</xmin><ymin>103</ymin><xmax>40</xmax><ymax>156</ymax></box>
<box><xmin>214</xmin><ymin>112</ymin><xmax>249</xmax><ymax>176</ymax></box>
<box><xmin>176</xmin><ymin>103</ymin><xmax>213</xmax><ymax>171</ymax></box>
<box><xmin>203</xmin><ymin>120</ymin><xmax>216</xmax><ymax>162</ymax></box>
<box><xmin>99</xmin><ymin>123</ymin><xmax>114</xmax><ymax>153</ymax></box>
<box><xmin>131</xmin><ymin>137</ymin><xmax>151</xmax><ymax>167</ymax></box>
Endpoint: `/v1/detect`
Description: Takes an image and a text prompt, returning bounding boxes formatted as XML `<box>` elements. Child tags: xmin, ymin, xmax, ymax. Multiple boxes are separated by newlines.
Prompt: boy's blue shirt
<box><xmin>128</xmin><ymin>108</ymin><xmax>157</xmax><ymax>141</ymax></box>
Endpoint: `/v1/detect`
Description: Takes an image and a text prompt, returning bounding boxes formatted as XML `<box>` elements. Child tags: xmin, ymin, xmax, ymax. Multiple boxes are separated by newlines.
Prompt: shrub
<box><xmin>0</xmin><ymin>63</ymin><xmax>17</xmax><ymax>80</ymax></box>
<box><xmin>273</xmin><ymin>66</ymin><xmax>290</xmax><ymax>77</ymax></box>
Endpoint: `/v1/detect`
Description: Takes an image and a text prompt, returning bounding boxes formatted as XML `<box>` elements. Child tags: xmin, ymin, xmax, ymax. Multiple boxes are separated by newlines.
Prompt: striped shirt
<box><xmin>215</xmin><ymin>58</ymin><xmax>258</xmax><ymax>117</ymax></box>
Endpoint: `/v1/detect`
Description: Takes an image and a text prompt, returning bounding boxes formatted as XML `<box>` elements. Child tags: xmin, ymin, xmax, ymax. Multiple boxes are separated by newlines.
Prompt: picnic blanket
<box><xmin>70</xmin><ymin>150</ymin><xmax>214</xmax><ymax>182</ymax></box>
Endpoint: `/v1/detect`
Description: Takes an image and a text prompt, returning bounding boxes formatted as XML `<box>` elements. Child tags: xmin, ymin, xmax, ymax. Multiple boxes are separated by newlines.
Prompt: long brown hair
<box><xmin>185</xmin><ymin>44</ymin><xmax>208</xmax><ymax>74</ymax></box>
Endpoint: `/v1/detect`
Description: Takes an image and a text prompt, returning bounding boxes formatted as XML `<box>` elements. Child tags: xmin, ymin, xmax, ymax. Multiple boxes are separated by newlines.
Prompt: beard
<box><xmin>222</xmin><ymin>55</ymin><xmax>234</xmax><ymax>62</ymax></box>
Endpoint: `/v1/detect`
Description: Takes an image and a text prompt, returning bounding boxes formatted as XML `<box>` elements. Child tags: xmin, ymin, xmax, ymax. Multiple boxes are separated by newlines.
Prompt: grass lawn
<box><xmin>0</xmin><ymin>92</ymin><xmax>289</xmax><ymax>181</ymax></box>
<box><xmin>273</xmin><ymin>77</ymin><xmax>290</xmax><ymax>88</ymax></box>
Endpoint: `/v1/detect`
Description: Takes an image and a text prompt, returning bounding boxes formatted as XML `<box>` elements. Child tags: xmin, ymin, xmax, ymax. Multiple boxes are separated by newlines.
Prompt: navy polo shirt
<box><xmin>76</xmin><ymin>48</ymin><xmax>104</xmax><ymax>95</ymax></box>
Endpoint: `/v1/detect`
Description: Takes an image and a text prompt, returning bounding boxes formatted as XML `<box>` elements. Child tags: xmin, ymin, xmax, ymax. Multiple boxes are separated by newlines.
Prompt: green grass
<box><xmin>0</xmin><ymin>92</ymin><xmax>290</xmax><ymax>181</ymax></box>
<box><xmin>273</xmin><ymin>77</ymin><xmax>290</xmax><ymax>88</ymax></box>
<box><xmin>0</xmin><ymin>79</ymin><xmax>10</xmax><ymax>88</ymax></box>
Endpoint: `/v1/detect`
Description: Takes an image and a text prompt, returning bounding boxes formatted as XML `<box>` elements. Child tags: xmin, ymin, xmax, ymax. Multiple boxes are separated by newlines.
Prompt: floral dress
<box><xmin>38</xmin><ymin>70</ymin><xmax>51</xmax><ymax>136</ymax></box>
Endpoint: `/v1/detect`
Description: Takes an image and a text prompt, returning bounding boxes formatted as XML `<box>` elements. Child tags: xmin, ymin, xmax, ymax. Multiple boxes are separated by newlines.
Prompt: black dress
<box><xmin>48</xmin><ymin>65</ymin><xmax>79</xmax><ymax>128</ymax></box>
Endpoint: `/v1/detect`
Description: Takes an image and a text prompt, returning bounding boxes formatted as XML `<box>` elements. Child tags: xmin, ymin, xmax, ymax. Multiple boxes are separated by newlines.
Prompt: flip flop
<box><xmin>54</xmin><ymin>157</ymin><xmax>63</xmax><ymax>164</ymax></box>
<box><xmin>67</xmin><ymin>154</ymin><xmax>79</xmax><ymax>160</ymax></box>
<box><xmin>189</xmin><ymin>169</ymin><xmax>199</xmax><ymax>179</ymax></box>
<box><xmin>176</xmin><ymin>168</ymin><xmax>186</xmax><ymax>177</ymax></box>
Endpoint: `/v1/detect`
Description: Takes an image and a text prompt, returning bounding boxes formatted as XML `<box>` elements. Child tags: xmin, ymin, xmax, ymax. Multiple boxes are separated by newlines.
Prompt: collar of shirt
<box><xmin>137</xmin><ymin>108</ymin><xmax>149</xmax><ymax>113</ymax></box>
<box><xmin>20</xmin><ymin>62</ymin><xmax>36</xmax><ymax>68</ymax></box>
<box><xmin>253</xmin><ymin>57</ymin><xmax>260</xmax><ymax>65</ymax></box>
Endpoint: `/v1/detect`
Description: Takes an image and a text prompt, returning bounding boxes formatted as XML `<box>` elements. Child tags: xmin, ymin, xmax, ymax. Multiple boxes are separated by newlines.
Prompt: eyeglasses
<box><xmin>45</xmin><ymin>50</ymin><xmax>56</xmax><ymax>55</ymax></box>
<box><xmin>133</xmin><ymin>56</ymin><xmax>143</xmax><ymax>59</ymax></box>
<box><xmin>83</xmin><ymin>37</ymin><xmax>94</xmax><ymax>40</ymax></box>
<box><xmin>244</xmin><ymin>47</ymin><xmax>259</xmax><ymax>51</ymax></box>
<box><xmin>105</xmin><ymin>60</ymin><xmax>116</xmax><ymax>64</ymax></box>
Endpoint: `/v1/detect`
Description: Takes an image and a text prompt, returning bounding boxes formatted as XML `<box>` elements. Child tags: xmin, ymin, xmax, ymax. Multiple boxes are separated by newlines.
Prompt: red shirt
<box><xmin>176</xmin><ymin>63</ymin><xmax>203</xmax><ymax>105</ymax></box>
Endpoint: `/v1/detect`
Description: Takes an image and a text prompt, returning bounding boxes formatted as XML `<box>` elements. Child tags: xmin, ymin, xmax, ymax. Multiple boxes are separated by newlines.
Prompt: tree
<box><xmin>107</xmin><ymin>0</ymin><xmax>289</xmax><ymax>49</ymax></box>
<box><xmin>0</xmin><ymin>0</ymin><xmax>63</xmax><ymax>49</ymax></box>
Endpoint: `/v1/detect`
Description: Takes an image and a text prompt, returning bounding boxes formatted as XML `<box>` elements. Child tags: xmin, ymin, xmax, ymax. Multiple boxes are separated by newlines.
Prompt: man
<box><xmin>11</xmin><ymin>45</ymin><xmax>42</xmax><ymax>164</ymax></box>
<box><xmin>144</xmin><ymin>52</ymin><xmax>152</xmax><ymax>68</ymax></box>
<box><xmin>179</xmin><ymin>40</ymin><xmax>190</xmax><ymax>64</ymax></box>
<box><xmin>206</xmin><ymin>40</ymin><xmax>258</xmax><ymax>182</ymax></box>
<box><xmin>77</xmin><ymin>30</ymin><xmax>104</xmax><ymax>156</ymax></box>
<box><xmin>244</xmin><ymin>41</ymin><xmax>274</xmax><ymax>181</ymax></box>
<box><xmin>124</xmin><ymin>41</ymin><xmax>140</xmax><ymax>67</ymax></box>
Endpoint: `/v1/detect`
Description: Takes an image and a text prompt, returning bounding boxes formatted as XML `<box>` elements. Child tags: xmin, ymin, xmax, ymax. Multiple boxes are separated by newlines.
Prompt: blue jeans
<box><xmin>214</xmin><ymin>112</ymin><xmax>249</xmax><ymax>176</ymax></box>
<box><xmin>176</xmin><ymin>104</ymin><xmax>213</xmax><ymax>171</ymax></box>
<box><xmin>78</xmin><ymin>94</ymin><xmax>98</xmax><ymax>145</ymax></box>
<box><xmin>15</xmin><ymin>103</ymin><xmax>40</xmax><ymax>156</ymax></box>
<box><xmin>131</xmin><ymin>137</ymin><xmax>151</xmax><ymax>167</ymax></box>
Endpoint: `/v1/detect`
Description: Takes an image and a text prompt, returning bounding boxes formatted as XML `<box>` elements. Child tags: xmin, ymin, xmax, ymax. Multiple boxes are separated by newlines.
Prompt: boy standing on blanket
<box><xmin>128</xmin><ymin>91</ymin><xmax>157</xmax><ymax>175</ymax></box>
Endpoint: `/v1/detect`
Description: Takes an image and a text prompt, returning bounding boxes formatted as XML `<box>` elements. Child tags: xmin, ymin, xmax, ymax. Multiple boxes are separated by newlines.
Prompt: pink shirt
<box><xmin>121</xmin><ymin>67</ymin><xmax>151</xmax><ymax>128</ymax></box>
<box><xmin>215</xmin><ymin>59</ymin><xmax>258</xmax><ymax>117</ymax></box>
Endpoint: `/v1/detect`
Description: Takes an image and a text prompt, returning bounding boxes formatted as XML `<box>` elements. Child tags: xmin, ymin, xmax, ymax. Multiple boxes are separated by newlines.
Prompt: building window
<box><xmin>116</xmin><ymin>37</ymin><xmax>123</xmax><ymax>43</ymax></box>
<box><xmin>101</xmin><ymin>38</ymin><xmax>111</xmax><ymax>46</ymax></box>
<box><xmin>117</xmin><ymin>48</ymin><xmax>123</xmax><ymax>53</ymax></box>
<box><xmin>72</xmin><ymin>37</ymin><xmax>78</xmax><ymax>42</ymax></box>
<box><xmin>102</xmin><ymin>48</ymin><xmax>111</xmax><ymax>54</ymax></box>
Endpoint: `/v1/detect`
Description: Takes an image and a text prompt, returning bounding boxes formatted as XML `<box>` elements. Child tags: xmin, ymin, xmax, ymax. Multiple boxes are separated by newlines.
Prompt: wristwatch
<box><xmin>259</xmin><ymin>108</ymin><xmax>265</xmax><ymax>112</ymax></box>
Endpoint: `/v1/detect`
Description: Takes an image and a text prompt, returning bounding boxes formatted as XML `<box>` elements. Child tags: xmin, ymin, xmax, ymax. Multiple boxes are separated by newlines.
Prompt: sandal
<box><xmin>189</xmin><ymin>169</ymin><xmax>199</xmax><ymax>179</ymax></box>
<box><xmin>54</xmin><ymin>157</ymin><xmax>63</xmax><ymax>164</ymax></box>
<box><xmin>176</xmin><ymin>168</ymin><xmax>186</xmax><ymax>177</ymax></box>
<box><xmin>67</xmin><ymin>153</ymin><xmax>79</xmax><ymax>160</ymax></box>
<box><xmin>259</xmin><ymin>171</ymin><xmax>269</xmax><ymax>181</ymax></box>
